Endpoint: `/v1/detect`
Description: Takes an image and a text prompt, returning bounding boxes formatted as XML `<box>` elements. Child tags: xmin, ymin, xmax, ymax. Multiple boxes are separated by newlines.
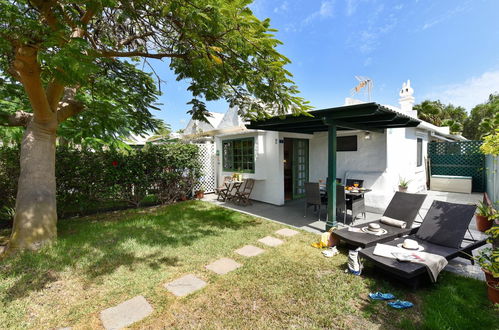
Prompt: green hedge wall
<box><xmin>0</xmin><ymin>143</ymin><xmax>201</xmax><ymax>221</ymax></box>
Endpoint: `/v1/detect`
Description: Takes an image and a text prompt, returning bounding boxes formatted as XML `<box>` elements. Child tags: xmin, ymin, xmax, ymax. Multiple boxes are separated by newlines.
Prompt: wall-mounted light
<box><xmin>364</xmin><ymin>131</ymin><xmax>371</xmax><ymax>140</ymax></box>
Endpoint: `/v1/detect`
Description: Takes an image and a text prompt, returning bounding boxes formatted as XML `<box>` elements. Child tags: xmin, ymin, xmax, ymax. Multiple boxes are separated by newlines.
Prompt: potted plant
<box><xmin>398</xmin><ymin>177</ymin><xmax>411</xmax><ymax>192</ymax></box>
<box><xmin>475</xmin><ymin>201</ymin><xmax>495</xmax><ymax>232</ymax></box>
<box><xmin>195</xmin><ymin>185</ymin><xmax>206</xmax><ymax>199</ymax></box>
<box><xmin>475</xmin><ymin>247</ymin><xmax>499</xmax><ymax>285</ymax></box>
<box><xmin>486</xmin><ymin>281</ymin><xmax>499</xmax><ymax>304</ymax></box>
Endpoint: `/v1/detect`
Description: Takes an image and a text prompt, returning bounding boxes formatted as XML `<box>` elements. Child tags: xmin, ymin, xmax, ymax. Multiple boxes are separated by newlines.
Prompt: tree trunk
<box><xmin>7</xmin><ymin>119</ymin><xmax>58</xmax><ymax>252</ymax></box>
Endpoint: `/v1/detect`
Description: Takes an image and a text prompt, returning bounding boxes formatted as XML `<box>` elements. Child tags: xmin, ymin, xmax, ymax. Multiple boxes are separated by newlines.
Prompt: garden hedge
<box><xmin>0</xmin><ymin>143</ymin><xmax>201</xmax><ymax>222</ymax></box>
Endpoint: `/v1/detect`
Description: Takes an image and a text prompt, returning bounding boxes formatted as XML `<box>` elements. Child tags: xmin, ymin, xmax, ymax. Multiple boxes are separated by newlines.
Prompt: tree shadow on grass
<box><xmin>0</xmin><ymin>201</ymin><xmax>260</xmax><ymax>302</ymax></box>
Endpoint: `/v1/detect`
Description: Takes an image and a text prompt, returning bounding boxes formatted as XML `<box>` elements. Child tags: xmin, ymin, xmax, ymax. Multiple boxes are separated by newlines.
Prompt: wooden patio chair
<box><xmin>234</xmin><ymin>179</ymin><xmax>255</xmax><ymax>206</ymax></box>
<box><xmin>216</xmin><ymin>176</ymin><xmax>232</xmax><ymax>201</ymax></box>
<box><xmin>225</xmin><ymin>181</ymin><xmax>243</xmax><ymax>202</ymax></box>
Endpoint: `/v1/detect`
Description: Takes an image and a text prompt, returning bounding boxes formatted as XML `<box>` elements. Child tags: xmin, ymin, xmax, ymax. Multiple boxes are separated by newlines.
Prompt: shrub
<box><xmin>0</xmin><ymin>143</ymin><xmax>201</xmax><ymax>221</ymax></box>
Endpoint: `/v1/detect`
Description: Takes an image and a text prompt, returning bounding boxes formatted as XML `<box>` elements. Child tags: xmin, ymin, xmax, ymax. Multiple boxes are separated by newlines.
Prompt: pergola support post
<box><xmin>326</xmin><ymin>123</ymin><xmax>337</xmax><ymax>230</ymax></box>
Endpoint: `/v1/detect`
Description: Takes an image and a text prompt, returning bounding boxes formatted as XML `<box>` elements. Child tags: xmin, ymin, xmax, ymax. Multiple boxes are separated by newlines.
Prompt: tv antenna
<box><xmin>351</xmin><ymin>76</ymin><xmax>373</xmax><ymax>101</ymax></box>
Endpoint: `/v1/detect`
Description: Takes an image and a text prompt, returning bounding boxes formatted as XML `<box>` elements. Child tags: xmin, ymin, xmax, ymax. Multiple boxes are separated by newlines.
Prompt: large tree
<box><xmin>0</xmin><ymin>0</ymin><xmax>310</xmax><ymax>253</ymax></box>
<box><xmin>414</xmin><ymin>99</ymin><xmax>467</xmax><ymax>134</ymax></box>
<box><xmin>463</xmin><ymin>94</ymin><xmax>499</xmax><ymax>140</ymax></box>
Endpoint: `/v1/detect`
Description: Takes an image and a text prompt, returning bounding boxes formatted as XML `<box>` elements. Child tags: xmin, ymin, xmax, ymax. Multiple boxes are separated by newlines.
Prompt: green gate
<box><xmin>428</xmin><ymin>141</ymin><xmax>485</xmax><ymax>192</ymax></box>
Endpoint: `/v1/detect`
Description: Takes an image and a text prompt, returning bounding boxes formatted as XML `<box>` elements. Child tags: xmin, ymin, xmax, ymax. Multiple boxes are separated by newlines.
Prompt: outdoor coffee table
<box><xmin>332</xmin><ymin>221</ymin><xmax>418</xmax><ymax>248</ymax></box>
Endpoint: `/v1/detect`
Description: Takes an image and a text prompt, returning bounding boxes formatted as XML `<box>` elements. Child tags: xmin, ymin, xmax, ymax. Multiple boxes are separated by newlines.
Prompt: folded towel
<box><xmin>380</xmin><ymin>216</ymin><xmax>407</xmax><ymax>228</ymax></box>
<box><xmin>373</xmin><ymin>243</ymin><xmax>448</xmax><ymax>282</ymax></box>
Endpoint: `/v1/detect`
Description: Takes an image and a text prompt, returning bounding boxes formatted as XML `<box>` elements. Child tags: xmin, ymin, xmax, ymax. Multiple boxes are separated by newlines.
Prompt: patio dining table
<box><xmin>319</xmin><ymin>184</ymin><xmax>372</xmax><ymax>197</ymax></box>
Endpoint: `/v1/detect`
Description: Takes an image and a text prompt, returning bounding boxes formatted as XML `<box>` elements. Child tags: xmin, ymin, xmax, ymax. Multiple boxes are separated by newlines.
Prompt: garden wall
<box><xmin>0</xmin><ymin>143</ymin><xmax>201</xmax><ymax>223</ymax></box>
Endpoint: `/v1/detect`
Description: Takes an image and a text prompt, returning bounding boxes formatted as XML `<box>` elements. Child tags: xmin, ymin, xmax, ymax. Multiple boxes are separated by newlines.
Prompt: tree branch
<box><xmin>13</xmin><ymin>46</ymin><xmax>53</xmax><ymax>123</ymax></box>
<box><xmin>30</xmin><ymin>0</ymin><xmax>59</xmax><ymax>31</ymax></box>
<box><xmin>46</xmin><ymin>79</ymin><xmax>66</xmax><ymax>111</ymax></box>
<box><xmin>95</xmin><ymin>49</ymin><xmax>186</xmax><ymax>59</ymax></box>
<box><xmin>57</xmin><ymin>100</ymin><xmax>85</xmax><ymax>123</ymax></box>
<box><xmin>118</xmin><ymin>32</ymin><xmax>155</xmax><ymax>48</ymax></box>
<box><xmin>0</xmin><ymin>111</ymin><xmax>33</xmax><ymax>127</ymax></box>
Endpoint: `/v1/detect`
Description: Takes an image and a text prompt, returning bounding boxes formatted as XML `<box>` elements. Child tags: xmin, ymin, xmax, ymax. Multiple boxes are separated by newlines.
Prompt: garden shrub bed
<box><xmin>0</xmin><ymin>143</ymin><xmax>201</xmax><ymax>222</ymax></box>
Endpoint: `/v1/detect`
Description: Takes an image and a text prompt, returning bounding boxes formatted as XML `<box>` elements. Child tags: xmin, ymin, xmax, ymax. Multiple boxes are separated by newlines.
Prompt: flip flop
<box><xmin>368</xmin><ymin>292</ymin><xmax>395</xmax><ymax>300</ymax></box>
<box><xmin>388</xmin><ymin>300</ymin><xmax>414</xmax><ymax>309</ymax></box>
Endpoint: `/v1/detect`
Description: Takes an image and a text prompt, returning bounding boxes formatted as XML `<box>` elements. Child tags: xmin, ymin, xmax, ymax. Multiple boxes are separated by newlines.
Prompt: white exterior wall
<box><xmin>309</xmin><ymin>130</ymin><xmax>387</xmax><ymax>182</ymax></box>
<box><xmin>386</xmin><ymin>127</ymin><xmax>428</xmax><ymax>193</ymax></box>
<box><xmin>215</xmin><ymin>130</ymin><xmax>283</xmax><ymax>205</ymax></box>
<box><xmin>215</xmin><ymin>130</ymin><xmax>312</xmax><ymax>206</ymax></box>
<box><xmin>308</xmin><ymin>128</ymin><xmax>430</xmax><ymax>213</ymax></box>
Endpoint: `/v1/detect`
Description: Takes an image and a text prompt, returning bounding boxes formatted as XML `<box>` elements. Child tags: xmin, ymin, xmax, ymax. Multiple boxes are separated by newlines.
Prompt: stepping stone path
<box><xmin>275</xmin><ymin>228</ymin><xmax>299</xmax><ymax>237</ymax></box>
<box><xmin>205</xmin><ymin>257</ymin><xmax>242</xmax><ymax>275</ymax></box>
<box><xmin>165</xmin><ymin>274</ymin><xmax>207</xmax><ymax>297</ymax></box>
<box><xmin>235</xmin><ymin>245</ymin><xmax>265</xmax><ymax>257</ymax></box>
<box><xmin>258</xmin><ymin>236</ymin><xmax>284</xmax><ymax>247</ymax></box>
<box><xmin>100</xmin><ymin>295</ymin><xmax>153</xmax><ymax>330</ymax></box>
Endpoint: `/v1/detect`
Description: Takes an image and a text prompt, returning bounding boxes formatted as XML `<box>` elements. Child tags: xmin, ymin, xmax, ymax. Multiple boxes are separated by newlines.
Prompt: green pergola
<box><xmin>246</xmin><ymin>102</ymin><xmax>421</xmax><ymax>229</ymax></box>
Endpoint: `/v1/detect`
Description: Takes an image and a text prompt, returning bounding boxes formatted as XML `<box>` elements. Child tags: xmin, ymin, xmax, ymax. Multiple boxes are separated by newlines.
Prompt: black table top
<box><xmin>333</xmin><ymin>220</ymin><xmax>414</xmax><ymax>248</ymax></box>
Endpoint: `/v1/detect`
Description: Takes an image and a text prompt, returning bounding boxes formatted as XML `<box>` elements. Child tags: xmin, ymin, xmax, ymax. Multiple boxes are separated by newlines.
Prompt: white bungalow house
<box><xmin>182</xmin><ymin>81</ymin><xmax>465</xmax><ymax>213</ymax></box>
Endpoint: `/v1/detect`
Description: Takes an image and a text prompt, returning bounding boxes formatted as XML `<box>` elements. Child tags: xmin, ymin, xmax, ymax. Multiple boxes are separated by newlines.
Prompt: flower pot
<box><xmin>195</xmin><ymin>191</ymin><xmax>204</xmax><ymax>199</ymax></box>
<box><xmin>486</xmin><ymin>281</ymin><xmax>499</xmax><ymax>304</ymax></box>
<box><xmin>398</xmin><ymin>186</ymin><xmax>408</xmax><ymax>193</ymax></box>
<box><xmin>483</xmin><ymin>268</ymin><xmax>499</xmax><ymax>286</ymax></box>
<box><xmin>476</xmin><ymin>214</ymin><xmax>492</xmax><ymax>232</ymax></box>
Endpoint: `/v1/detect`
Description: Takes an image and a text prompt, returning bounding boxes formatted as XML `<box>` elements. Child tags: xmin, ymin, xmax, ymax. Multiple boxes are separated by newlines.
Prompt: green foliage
<box><xmin>481</xmin><ymin>129</ymin><xmax>499</xmax><ymax>155</ymax></box>
<box><xmin>398</xmin><ymin>176</ymin><xmax>411</xmax><ymax>188</ymax></box>
<box><xmin>0</xmin><ymin>143</ymin><xmax>201</xmax><ymax>220</ymax></box>
<box><xmin>463</xmin><ymin>94</ymin><xmax>499</xmax><ymax>140</ymax></box>
<box><xmin>476</xmin><ymin>200</ymin><xmax>497</xmax><ymax>218</ymax></box>
<box><xmin>0</xmin><ymin>0</ymin><xmax>310</xmax><ymax>140</ymax></box>
<box><xmin>414</xmin><ymin>100</ymin><xmax>467</xmax><ymax>134</ymax></box>
<box><xmin>475</xmin><ymin>247</ymin><xmax>499</xmax><ymax>278</ymax></box>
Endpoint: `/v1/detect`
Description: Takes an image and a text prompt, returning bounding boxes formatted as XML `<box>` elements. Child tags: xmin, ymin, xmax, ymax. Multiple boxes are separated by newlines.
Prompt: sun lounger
<box><xmin>333</xmin><ymin>192</ymin><xmax>427</xmax><ymax>248</ymax></box>
<box><xmin>358</xmin><ymin>200</ymin><xmax>487</xmax><ymax>287</ymax></box>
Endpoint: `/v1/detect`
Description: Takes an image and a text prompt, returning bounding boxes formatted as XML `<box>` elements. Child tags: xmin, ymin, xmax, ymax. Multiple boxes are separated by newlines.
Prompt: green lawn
<box><xmin>0</xmin><ymin>201</ymin><xmax>497</xmax><ymax>329</ymax></box>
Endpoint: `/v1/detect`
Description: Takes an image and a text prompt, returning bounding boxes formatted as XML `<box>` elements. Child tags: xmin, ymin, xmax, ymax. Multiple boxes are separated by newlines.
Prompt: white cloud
<box><xmin>424</xmin><ymin>70</ymin><xmax>499</xmax><ymax>110</ymax></box>
<box><xmin>347</xmin><ymin>4</ymin><xmax>397</xmax><ymax>54</ymax></box>
<box><xmin>421</xmin><ymin>2</ymin><xmax>470</xmax><ymax>30</ymax></box>
<box><xmin>303</xmin><ymin>1</ymin><xmax>335</xmax><ymax>25</ymax></box>
<box><xmin>273</xmin><ymin>1</ymin><xmax>289</xmax><ymax>13</ymax></box>
<box><xmin>394</xmin><ymin>4</ymin><xmax>403</xmax><ymax>10</ymax></box>
<box><xmin>363</xmin><ymin>56</ymin><xmax>372</xmax><ymax>67</ymax></box>
<box><xmin>345</xmin><ymin>0</ymin><xmax>358</xmax><ymax>16</ymax></box>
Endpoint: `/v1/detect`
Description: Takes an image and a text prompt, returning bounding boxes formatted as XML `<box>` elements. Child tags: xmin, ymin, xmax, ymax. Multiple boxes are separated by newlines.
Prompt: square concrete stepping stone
<box><xmin>258</xmin><ymin>236</ymin><xmax>284</xmax><ymax>247</ymax></box>
<box><xmin>164</xmin><ymin>274</ymin><xmax>207</xmax><ymax>297</ymax></box>
<box><xmin>205</xmin><ymin>257</ymin><xmax>242</xmax><ymax>275</ymax></box>
<box><xmin>275</xmin><ymin>228</ymin><xmax>299</xmax><ymax>237</ymax></box>
<box><xmin>235</xmin><ymin>245</ymin><xmax>265</xmax><ymax>257</ymax></box>
<box><xmin>100</xmin><ymin>295</ymin><xmax>153</xmax><ymax>330</ymax></box>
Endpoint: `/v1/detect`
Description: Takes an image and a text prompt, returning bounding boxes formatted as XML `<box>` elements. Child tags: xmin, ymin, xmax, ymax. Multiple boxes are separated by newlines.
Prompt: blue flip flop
<box><xmin>368</xmin><ymin>292</ymin><xmax>395</xmax><ymax>300</ymax></box>
<box><xmin>388</xmin><ymin>300</ymin><xmax>414</xmax><ymax>309</ymax></box>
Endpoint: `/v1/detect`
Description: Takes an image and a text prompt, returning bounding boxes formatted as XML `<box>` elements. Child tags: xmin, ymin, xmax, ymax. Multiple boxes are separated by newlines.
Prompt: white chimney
<box><xmin>398</xmin><ymin>80</ymin><xmax>417</xmax><ymax>117</ymax></box>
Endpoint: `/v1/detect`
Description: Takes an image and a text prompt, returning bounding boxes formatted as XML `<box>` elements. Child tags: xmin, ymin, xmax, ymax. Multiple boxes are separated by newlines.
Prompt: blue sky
<box><xmin>149</xmin><ymin>0</ymin><xmax>499</xmax><ymax>131</ymax></box>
